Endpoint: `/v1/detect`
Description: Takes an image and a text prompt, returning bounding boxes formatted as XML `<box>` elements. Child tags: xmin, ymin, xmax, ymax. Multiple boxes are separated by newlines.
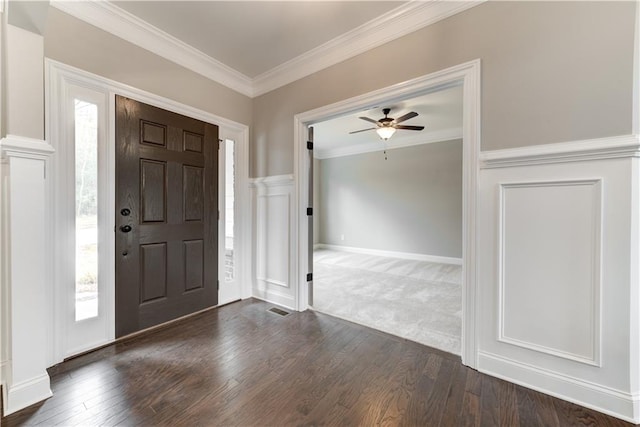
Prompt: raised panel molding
<box><xmin>498</xmin><ymin>179</ymin><xmax>602</xmax><ymax>366</ymax></box>
<box><xmin>251</xmin><ymin>175</ymin><xmax>296</xmax><ymax>309</ymax></box>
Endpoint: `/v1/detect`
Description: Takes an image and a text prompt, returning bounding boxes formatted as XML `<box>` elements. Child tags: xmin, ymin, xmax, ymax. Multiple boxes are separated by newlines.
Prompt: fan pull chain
<box><xmin>383</xmin><ymin>142</ymin><xmax>388</xmax><ymax>160</ymax></box>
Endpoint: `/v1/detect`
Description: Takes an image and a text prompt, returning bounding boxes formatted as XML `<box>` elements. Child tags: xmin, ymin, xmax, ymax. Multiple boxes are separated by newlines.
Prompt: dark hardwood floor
<box><xmin>3</xmin><ymin>299</ymin><xmax>633</xmax><ymax>426</ymax></box>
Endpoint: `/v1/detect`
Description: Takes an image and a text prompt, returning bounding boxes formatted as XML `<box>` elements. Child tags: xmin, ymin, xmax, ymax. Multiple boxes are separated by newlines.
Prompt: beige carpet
<box><xmin>312</xmin><ymin>248</ymin><xmax>462</xmax><ymax>355</ymax></box>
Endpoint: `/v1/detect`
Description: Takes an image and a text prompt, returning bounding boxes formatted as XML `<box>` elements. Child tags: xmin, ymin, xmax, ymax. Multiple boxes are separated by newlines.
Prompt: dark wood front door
<box><xmin>115</xmin><ymin>96</ymin><xmax>218</xmax><ymax>337</ymax></box>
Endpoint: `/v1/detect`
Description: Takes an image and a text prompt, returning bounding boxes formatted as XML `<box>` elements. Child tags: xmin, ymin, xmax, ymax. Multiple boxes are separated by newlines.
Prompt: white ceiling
<box><xmin>112</xmin><ymin>1</ymin><xmax>403</xmax><ymax>78</ymax></box>
<box><xmin>313</xmin><ymin>84</ymin><xmax>463</xmax><ymax>158</ymax></box>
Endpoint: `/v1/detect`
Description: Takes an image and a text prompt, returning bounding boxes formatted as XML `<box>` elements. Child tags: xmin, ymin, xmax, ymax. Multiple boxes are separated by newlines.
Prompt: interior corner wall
<box><xmin>43</xmin><ymin>7</ymin><xmax>252</xmax><ymax>127</ymax></box>
<box><xmin>251</xmin><ymin>1</ymin><xmax>635</xmax><ymax>178</ymax></box>
<box><xmin>318</xmin><ymin>140</ymin><xmax>462</xmax><ymax>258</ymax></box>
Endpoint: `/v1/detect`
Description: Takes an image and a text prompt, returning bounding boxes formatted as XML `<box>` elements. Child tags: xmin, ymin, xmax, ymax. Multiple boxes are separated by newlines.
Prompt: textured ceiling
<box><xmin>112</xmin><ymin>1</ymin><xmax>403</xmax><ymax>78</ymax></box>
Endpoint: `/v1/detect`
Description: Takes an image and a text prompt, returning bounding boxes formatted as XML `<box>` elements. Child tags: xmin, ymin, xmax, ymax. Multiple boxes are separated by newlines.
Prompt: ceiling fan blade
<box><xmin>358</xmin><ymin>116</ymin><xmax>380</xmax><ymax>125</ymax></box>
<box><xmin>395</xmin><ymin>125</ymin><xmax>425</xmax><ymax>131</ymax></box>
<box><xmin>393</xmin><ymin>111</ymin><xmax>419</xmax><ymax>124</ymax></box>
<box><xmin>349</xmin><ymin>128</ymin><xmax>377</xmax><ymax>134</ymax></box>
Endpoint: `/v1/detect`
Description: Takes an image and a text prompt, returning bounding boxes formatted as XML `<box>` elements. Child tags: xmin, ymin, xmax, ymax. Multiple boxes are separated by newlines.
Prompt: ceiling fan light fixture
<box><xmin>376</xmin><ymin>126</ymin><xmax>396</xmax><ymax>140</ymax></box>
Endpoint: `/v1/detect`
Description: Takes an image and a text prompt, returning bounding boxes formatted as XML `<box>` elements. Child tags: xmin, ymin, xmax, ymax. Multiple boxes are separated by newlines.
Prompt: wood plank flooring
<box><xmin>3</xmin><ymin>299</ymin><xmax>633</xmax><ymax>426</ymax></box>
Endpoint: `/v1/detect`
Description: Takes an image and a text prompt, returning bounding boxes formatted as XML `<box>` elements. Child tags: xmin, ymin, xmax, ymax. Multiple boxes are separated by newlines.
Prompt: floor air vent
<box><xmin>268</xmin><ymin>307</ymin><xmax>290</xmax><ymax>317</ymax></box>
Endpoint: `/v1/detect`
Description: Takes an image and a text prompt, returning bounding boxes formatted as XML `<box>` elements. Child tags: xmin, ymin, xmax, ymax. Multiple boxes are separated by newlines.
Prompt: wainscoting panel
<box><xmin>251</xmin><ymin>175</ymin><xmax>296</xmax><ymax>309</ymax></box>
<box><xmin>499</xmin><ymin>180</ymin><xmax>602</xmax><ymax>365</ymax></box>
<box><xmin>478</xmin><ymin>135</ymin><xmax>640</xmax><ymax>424</ymax></box>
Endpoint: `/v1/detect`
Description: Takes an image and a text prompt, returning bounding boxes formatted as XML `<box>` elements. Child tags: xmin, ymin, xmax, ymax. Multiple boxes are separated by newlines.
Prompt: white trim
<box><xmin>314</xmin><ymin>127</ymin><xmax>463</xmax><ymax>160</ymax></box>
<box><xmin>633</xmin><ymin>0</ymin><xmax>640</xmax><ymax>134</ymax></box>
<box><xmin>497</xmin><ymin>179</ymin><xmax>603</xmax><ymax>367</ymax></box>
<box><xmin>480</xmin><ymin>134</ymin><xmax>640</xmax><ymax>168</ymax></box>
<box><xmin>45</xmin><ymin>59</ymin><xmax>252</xmax><ymax>363</ymax></box>
<box><xmin>251</xmin><ymin>293</ymin><xmax>296</xmax><ymax>311</ymax></box>
<box><xmin>251</xmin><ymin>175</ymin><xmax>296</xmax><ymax>309</ymax></box>
<box><xmin>630</xmin><ymin>157</ymin><xmax>640</xmax><ymax>402</ymax></box>
<box><xmin>0</xmin><ymin>135</ymin><xmax>54</xmax><ymax>159</ymax></box>
<box><xmin>315</xmin><ymin>243</ymin><xmax>462</xmax><ymax>266</ymax></box>
<box><xmin>49</xmin><ymin>0</ymin><xmax>253</xmax><ymax>97</ymax></box>
<box><xmin>2</xmin><ymin>372</ymin><xmax>52</xmax><ymax>416</ymax></box>
<box><xmin>1</xmin><ymin>140</ymin><xmax>54</xmax><ymax>415</ymax></box>
<box><xmin>218</xmin><ymin>130</ymin><xmax>252</xmax><ymax>304</ymax></box>
<box><xmin>252</xmin><ymin>1</ymin><xmax>485</xmax><ymax>96</ymax></box>
<box><xmin>294</xmin><ymin>59</ymin><xmax>481</xmax><ymax>368</ymax></box>
<box><xmin>479</xmin><ymin>351</ymin><xmax>640</xmax><ymax>424</ymax></box>
<box><xmin>50</xmin><ymin>0</ymin><xmax>484</xmax><ymax>98</ymax></box>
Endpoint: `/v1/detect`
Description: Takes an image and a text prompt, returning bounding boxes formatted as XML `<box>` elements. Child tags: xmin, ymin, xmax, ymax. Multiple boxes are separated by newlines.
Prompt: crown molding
<box><xmin>315</xmin><ymin>127</ymin><xmax>462</xmax><ymax>159</ymax></box>
<box><xmin>50</xmin><ymin>0</ymin><xmax>254</xmax><ymax>97</ymax></box>
<box><xmin>50</xmin><ymin>0</ymin><xmax>484</xmax><ymax>98</ymax></box>
<box><xmin>252</xmin><ymin>1</ymin><xmax>485</xmax><ymax>97</ymax></box>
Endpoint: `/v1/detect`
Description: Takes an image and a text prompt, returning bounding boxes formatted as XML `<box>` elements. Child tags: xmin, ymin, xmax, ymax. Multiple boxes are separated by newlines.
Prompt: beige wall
<box><xmin>252</xmin><ymin>1</ymin><xmax>635</xmax><ymax>177</ymax></box>
<box><xmin>4</xmin><ymin>24</ymin><xmax>45</xmax><ymax>139</ymax></box>
<box><xmin>44</xmin><ymin>8</ymin><xmax>252</xmax><ymax>127</ymax></box>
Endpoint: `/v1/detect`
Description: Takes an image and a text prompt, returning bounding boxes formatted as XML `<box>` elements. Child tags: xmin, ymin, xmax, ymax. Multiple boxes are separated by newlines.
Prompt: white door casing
<box><xmin>293</xmin><ymin>59</ymin><xmax>481</xmax><ymax>368</ymax></box>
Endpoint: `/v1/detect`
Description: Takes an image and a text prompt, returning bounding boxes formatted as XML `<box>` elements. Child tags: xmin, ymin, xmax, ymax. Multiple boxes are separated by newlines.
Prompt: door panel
<box><xmin>115</xmin><ymin>96</ymin><xmax>218</xmax><ymax>337</ymax></box>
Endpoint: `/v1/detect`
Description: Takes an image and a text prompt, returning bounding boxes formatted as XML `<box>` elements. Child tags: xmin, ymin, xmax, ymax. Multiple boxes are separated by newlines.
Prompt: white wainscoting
<box><xmin>478</xmin><ymin>134</ymin><xmax>640</xmax><ymax>424</ymax></box>
<box><xmin>251</xmin><ymin>175</ymin><xmax>296</xmax><ymax>309</ymax></box>
<box><xmin>0</xmin><ymin>135</ymin><xmax>54</xmax><ymax>415</ymax></box>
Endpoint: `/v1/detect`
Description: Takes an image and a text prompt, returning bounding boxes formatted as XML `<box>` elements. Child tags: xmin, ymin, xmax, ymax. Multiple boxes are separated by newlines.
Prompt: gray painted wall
<box><xmin>252</xmin><ymin>1</ymin><xmax>635</xmax><ymax>177</ymax></box>
<box><xmin>318</xmin><ymin>140</ymin><xmax>462</xmax><ymax>258</ymax></box>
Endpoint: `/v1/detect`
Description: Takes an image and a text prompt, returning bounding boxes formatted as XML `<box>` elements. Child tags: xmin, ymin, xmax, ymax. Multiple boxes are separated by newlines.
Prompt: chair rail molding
<box><xmin>480</xmin><ymin>134</ymin><xmax>640</xmax><ymax>168</ymax></box>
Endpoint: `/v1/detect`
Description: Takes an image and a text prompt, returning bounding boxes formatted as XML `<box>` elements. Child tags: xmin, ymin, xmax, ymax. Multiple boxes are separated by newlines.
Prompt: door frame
<box><xmin>293</xmin><ymin>59</ymin><xmax>481</xmax><ymax>368</ymax></box>
<box><xmin>46</xmin><ymin>59</ymin><xmax>251</xmax><ymax>365</ymax></box>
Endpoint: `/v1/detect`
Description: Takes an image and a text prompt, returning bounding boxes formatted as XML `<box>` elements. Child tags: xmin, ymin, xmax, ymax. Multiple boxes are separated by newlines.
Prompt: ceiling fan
<box><xmin>349</xmin><ymin>108</ymin><xmax>425</xmax><ymax>140</ymax></box>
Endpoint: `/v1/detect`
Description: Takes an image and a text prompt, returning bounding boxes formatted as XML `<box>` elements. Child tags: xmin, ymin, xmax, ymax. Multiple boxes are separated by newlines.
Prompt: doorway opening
<box><xmin>294</xmin><ymin>60</ymin><xmax>480</xmax><ymax>367</ymax></box>
<box><xmin>310</xmin><ymin>85</ymin><xmax>464</xmax><ymax>354</ymax></box>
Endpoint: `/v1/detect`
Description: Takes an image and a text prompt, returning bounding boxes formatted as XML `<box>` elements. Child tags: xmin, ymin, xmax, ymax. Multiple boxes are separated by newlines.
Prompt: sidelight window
<box><xmin>74</xmin><ymin>99</ymin><xmax>99</xmax><ymax>321</ymax></box>
<box><xmin>225</xmin><ymin>139</ymin><xmax>235</xmax><ymax>282</ymax></box>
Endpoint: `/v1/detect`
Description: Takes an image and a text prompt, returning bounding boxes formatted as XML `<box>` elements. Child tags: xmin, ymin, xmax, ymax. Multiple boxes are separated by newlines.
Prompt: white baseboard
<box><xmin>315</xmin><ymin>243</ymin><xmax>463</xmax><ymax>265</ymax></box>
<box><xmin>478</xmin><ymin>351</ymin><xmax>640</xmax><ymax>424</ymax></box>
<box><xmin>2</xmin><ymin>371</ymin><xmax>52</xmax><ymax>416</ymax></box>
<box><xmin>252</xmin><ymin>288</ymin><xmax>296</xmax><ymax>311</ymax></box>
